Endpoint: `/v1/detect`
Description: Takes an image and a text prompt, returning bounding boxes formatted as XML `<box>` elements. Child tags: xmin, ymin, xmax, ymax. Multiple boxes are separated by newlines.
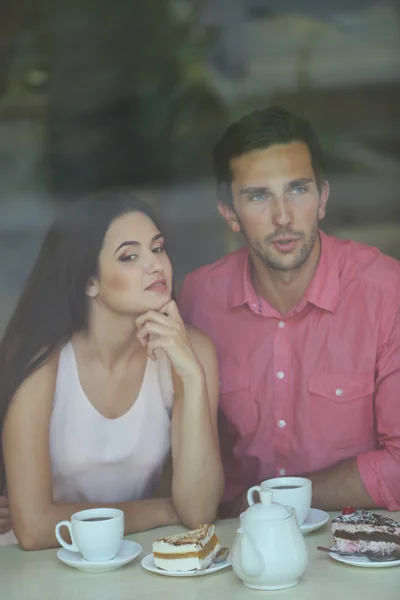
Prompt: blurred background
<box><xmin>0</xmin><ymin>0</ymin><xmax>399</xmax><ymax>333</ymax></box>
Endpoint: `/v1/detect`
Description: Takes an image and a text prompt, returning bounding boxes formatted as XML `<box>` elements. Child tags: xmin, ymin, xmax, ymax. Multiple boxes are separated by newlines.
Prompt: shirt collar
<box><xmin>228</xmin><ymin>247</ymin><xmax>250</xmax><ymax>309</ymax></box>
<box><xmin>304</xmin><ymin>230</ymin><xmax>340</xmax><ymax>313</ymax></box>
<box><xmin>227</xmin><ymin>230</ymin><xmax>340</xmax><ymax>314</ymax></box>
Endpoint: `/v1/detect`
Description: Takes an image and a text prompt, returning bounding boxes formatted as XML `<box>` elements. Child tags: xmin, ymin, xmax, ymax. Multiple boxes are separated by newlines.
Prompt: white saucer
<box><xmin>300</xmin><ymin>508</ymin><xmax>330</xmax><ymax>534</ymax></box>
<box><xmin>57</xmin><ymin>540</ymin><xmax>142</xmax><ymax>572</ymax></box>
<box><xmin>328</xmin><ymin>547</ymin><xmax>400</xmax><ymax>569</ymax></box>
<box><xmin>141</xmin><ymin>553</ymin><xmax>231</xmax><ymax>577</ymax></box>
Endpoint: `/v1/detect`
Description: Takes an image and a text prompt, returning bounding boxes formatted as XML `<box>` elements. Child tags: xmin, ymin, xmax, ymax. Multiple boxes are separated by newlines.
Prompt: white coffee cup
<box><xmin>247</xmin><ymin>477</ymin><xmax>312</xmax><ymax>525</ymax></box>
<box><xmin>55</xmin><ymin>508</ymin><xmax>124</xmax><ymax>561</ymax></box>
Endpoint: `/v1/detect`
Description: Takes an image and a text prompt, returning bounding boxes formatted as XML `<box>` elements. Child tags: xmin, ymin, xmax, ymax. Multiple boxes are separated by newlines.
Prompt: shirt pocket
<box><xmin>308</xmin><ymin>372</ymin><xmax>375</xmax><ymax>449</ymax></box>
<box><xmin>219</xmin><ymin>366</ymin><xmax>257</xmax><ymax>438</ymax></box>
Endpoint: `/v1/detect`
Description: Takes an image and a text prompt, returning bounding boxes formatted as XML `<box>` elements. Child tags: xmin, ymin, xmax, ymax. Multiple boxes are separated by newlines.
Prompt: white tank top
<box><xmin>0</xmin><ymin>341</ymin><xmax>174</xmax><ymax>545</ymax></box>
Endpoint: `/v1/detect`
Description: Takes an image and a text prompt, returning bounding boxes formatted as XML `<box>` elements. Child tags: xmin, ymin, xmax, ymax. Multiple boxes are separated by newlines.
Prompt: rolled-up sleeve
<box><xmin>357</xmin><ymin>307</ymin><xmax>400</xmax><ymax>510</ymax></box>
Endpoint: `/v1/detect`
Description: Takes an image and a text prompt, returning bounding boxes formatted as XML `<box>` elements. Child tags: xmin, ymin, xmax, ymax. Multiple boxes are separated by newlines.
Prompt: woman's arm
<box><xmin>170</xmin><ymin>326</ymin><xmax>224</xmax><ymax>528</ymax></box>
<box><xmin>2</xmin><ymin>351</ymin><xmax>179</xmax><ymax>551</ymax></box>
<box><xmin>136</xmin><ymin>301</ymin><xmax>224</xmax><ymax>528</ymax></box>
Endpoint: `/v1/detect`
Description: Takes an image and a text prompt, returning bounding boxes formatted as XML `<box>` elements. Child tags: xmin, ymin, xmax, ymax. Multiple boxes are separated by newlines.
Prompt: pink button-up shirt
<box><xmin>179</xmin><ymin>231</ymin><xmax>400</xmax><ymax>510</ymax></box>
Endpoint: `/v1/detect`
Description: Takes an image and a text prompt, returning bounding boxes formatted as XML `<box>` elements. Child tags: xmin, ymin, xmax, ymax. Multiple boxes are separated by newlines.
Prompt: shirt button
<box><xmin>335</xmin><ymin>388</ymin><xmax>343</xmax><ymax>396</ymax></box>
<box><xmin>277</xmin><ymin>419</ymin><xmax>286</xmax><ymax>428</ymax></box>
<box><xmin>276</xmin><ymin>370</ymin><xmax>285</xmax><ymax>379</ymax></box>
<box><xmin>279</xmin><ymin>468</ymin><xmax>286</xmax><ymax>476</ymax></box>
<box><xmin>278</xmin><ymin>321</ymin><xmax>285</xmax><ymax>328</ymax></box>
<box><xmin>253</xmin><ymin>303</ymin><xmax>258</xmax><ymax>308</ymax></box>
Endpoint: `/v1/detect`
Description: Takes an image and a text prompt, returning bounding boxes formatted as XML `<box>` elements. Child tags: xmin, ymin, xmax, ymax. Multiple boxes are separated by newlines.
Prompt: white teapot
<box><xmin>231</xmin><ymin>489</ymin><xmax>308</xmax><ymax>590</ymax></box>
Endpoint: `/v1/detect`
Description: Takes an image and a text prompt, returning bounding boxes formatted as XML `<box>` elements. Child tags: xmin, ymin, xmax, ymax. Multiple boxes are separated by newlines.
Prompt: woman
<box><xmin>0</xmin><ymin>190</ymin><xmax>224</xmax><ymax>549</ymax></box>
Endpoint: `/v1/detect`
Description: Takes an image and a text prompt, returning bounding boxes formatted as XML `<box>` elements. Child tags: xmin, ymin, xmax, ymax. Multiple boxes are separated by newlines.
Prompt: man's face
<box><xmin>219</xmin><ymin>142</ymin><xmax>329</xmax><ymax>272</ymax></box>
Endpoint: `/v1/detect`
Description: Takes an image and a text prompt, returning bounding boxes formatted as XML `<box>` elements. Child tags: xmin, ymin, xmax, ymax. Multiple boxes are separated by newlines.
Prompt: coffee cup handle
<box><xmin>55</xmin><ymin>520</ymin><xmax>79</xmax><ymax>552</ymax></box>
<box><xmin>247</xmin><ymin>485</ymin><xmax>262</xmax><ymax>506</ymax></box>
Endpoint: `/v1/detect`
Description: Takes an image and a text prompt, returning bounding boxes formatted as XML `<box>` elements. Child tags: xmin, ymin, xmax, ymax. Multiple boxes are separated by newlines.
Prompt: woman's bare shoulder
<box><xmin>12</xmin><ymin>347</ymin><xmax>61</xmax><ymax>402</ymax></box>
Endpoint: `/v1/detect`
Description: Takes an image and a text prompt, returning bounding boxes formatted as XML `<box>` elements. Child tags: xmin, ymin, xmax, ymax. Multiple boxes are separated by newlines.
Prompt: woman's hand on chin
<box><xmin>135</xmin><ymin>300</ymin><xmax>204</xmax><ymax>383</ymax></box>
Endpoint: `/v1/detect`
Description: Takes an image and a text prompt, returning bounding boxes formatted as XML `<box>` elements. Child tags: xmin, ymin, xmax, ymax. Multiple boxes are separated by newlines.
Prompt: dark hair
<box><xmin>213</xmin><ymin>106</ymin><xmax>325</xmax><ymax>204</ymax></box>
<box><xmin>0</xmin><ymin>190</ymin><xmax>160</xmax><ymax>492</ymax></box>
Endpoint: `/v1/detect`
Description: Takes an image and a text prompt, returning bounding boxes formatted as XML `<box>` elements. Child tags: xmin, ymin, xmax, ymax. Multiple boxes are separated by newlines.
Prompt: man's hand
<box><xmin>0</xmin><ymin>495</ymin><xmax>12</xmax><ymax>534</ymax></box>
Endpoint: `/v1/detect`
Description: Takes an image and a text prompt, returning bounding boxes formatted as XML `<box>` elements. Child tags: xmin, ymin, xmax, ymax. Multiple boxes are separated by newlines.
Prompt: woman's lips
<box><xmin>145</xmin><ymin>280</ymin><xmax>168</xmax><ymax>292</ymax></box>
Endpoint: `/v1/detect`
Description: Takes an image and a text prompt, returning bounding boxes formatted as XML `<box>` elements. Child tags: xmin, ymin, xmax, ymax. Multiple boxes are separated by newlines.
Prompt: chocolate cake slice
<box><xmin>332</xmin><ymin>507</ymin><xmax>400</xmax><ymax>558</ymax></box>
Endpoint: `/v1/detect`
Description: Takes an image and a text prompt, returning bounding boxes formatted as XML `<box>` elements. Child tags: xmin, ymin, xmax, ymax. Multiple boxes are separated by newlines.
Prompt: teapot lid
<box><xmin>242</xmin><ymin>490</ymin><xmax>292</xmax><ymax>522</ymax></box>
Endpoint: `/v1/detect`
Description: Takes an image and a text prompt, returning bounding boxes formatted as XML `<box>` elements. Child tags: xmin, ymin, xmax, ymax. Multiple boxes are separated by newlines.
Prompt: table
<box><xmin>1</xmin><ymin>512</ymin><xmax>399</xmax><ymax>600</ymax></box>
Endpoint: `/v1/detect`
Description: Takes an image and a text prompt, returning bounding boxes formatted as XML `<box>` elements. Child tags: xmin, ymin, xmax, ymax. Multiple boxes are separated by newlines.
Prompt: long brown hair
<box><xmin>0</xmin><ymin>190</ymin><xmax>161</xmax><ymax>492</ymax></box>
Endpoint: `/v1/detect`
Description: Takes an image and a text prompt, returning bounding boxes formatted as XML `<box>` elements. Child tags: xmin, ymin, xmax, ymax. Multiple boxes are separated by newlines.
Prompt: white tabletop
<box><xmin>1</xmin><ymin>511</ymin><xmax>399</xmax><ymax>600</ymax></box>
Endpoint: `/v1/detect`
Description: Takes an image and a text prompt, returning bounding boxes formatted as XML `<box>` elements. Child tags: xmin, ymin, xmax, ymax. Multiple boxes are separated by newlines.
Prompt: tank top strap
<box><xmin>54</xmin><ymin>340</ymin><xmax>77</xmax><ymax>399</ymax></box>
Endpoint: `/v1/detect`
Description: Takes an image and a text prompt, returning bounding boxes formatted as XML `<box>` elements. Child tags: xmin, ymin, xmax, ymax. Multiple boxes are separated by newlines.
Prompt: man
<box><xmin>179</xmin><ymin>106</ymin><xmax>400</xmax><ymax>517</ymax></box>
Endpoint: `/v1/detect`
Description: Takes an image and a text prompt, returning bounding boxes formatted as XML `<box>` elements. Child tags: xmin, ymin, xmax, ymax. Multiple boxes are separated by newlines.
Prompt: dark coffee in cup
<box><xmin>273</xmin><ymin>485</ymin><xmax>301</xmax><ymax>490</ymax></box>
<box><xmin>83</xmin><ymin>517</ymin><xmax>112</xmax><ymax>522</ymax></box>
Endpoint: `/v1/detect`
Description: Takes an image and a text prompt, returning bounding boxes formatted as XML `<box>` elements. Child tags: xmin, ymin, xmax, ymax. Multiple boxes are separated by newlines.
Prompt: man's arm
<box><xmin>309</xmin><ymin>304</ymin><xmax>400</xmax><ymax>512</ymax></box>
<box><xmin>304</xmin><ymin>457</ymin><xmax>378</xmax><ymax>510</ymax></box>
<box><xmin>217</xmin><ymin>457</ymin><xmax>378</xmax><ymax>519</ymax></box>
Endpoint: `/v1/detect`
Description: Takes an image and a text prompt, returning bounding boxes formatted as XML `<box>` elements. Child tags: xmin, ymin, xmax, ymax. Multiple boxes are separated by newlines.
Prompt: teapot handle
<box><xmin>247</xmin><ymin>485</ymin><xmax>261</xmax><ymax>506</ymax></box>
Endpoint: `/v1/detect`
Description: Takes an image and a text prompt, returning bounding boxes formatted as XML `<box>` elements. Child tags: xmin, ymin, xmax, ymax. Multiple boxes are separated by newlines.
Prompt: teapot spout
<box><xmin>231</xmin><ymin>528</ymin><xmax>265</xmax><ymax>582</ymax></box>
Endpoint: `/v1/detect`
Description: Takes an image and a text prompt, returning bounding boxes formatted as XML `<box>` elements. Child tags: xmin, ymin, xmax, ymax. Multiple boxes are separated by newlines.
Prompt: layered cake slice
<box><xmin>153</xmin><ymin>524</ymin><xmax>221</xmax><ymax>571</ymax></box>
<box><xmin>332</xmin><ymin>507</ymin><xmax>400</xmax><ymax>558</ymax></box>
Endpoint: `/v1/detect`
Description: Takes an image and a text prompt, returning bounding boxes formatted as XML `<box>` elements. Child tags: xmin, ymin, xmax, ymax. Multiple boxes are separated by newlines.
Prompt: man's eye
<box><xmin>153</xmin><ymin>246</ymin><xmax>165</xmax><ymax>253</ymax></box>
<box><xmin>291</xmin><ymin>186</ymin><xmax>307</xmax><ymax>195</ymax></box>
<box><xmin>249</xmin><ymin>193</ymin><xmax>267</xmax><ymax>202</ymax></box>
<box><xmin>118</xmin><ymin>254</ymin><xmax>137</xmax><ymax>262</ymax></box>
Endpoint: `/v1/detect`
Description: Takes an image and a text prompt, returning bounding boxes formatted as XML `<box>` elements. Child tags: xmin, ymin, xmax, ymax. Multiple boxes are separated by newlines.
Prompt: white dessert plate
<box><xmin>57</xmin><ymin>540</ymin><xmax>142</xmax><ymax>572</ymax></box>
<box><xmin>141</xmin><ymin>553</ymin><xmax>231</xmax><ymax>577</ymax></box>
<box><xmin>328</xmin><ymin>547</ymin><xmax>400</xmax><ymax>569</ymax></box>
<box><xmin>300</xmin><ymin>508</ymin><xmax>330</xmax><ymax>534</ymax></box>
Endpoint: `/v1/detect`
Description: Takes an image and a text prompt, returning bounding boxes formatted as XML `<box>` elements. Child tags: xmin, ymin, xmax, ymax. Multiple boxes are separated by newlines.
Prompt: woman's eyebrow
<box><xmin>114</xmin><ymin>233</ymin><xmax>163</xmax><ymax>254</ymax></box>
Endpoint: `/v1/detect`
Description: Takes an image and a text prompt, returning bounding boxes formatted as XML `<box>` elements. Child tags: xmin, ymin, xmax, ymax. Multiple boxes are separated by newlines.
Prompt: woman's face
<box><xmin>87</xmin><ymin>211</ymin><xmax>173</xmax><ymax>315</ymax></box>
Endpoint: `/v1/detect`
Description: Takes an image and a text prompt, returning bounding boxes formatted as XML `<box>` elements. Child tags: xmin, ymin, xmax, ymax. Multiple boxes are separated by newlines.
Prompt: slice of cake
<box><xmin>332</xmin><ymin>507</ymin><xmax>400</xmax><ymax>558</ymax></box>
<box><xmin>152</xmin><ymin>524</ymin><xmax>221</xmax><ymax>571</ymax></box>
